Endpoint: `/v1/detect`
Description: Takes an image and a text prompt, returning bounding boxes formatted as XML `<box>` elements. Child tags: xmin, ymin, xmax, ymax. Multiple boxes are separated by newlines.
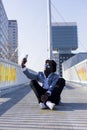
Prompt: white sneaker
<box><xmin>46</xmin><ymin>101</ymin><xmax>55</xmax><ymax>110</ymax></box>
<box><xmin>39</xmin><ymin>102</ymin><xmax>47</xmax><ymax>109</ymax></box>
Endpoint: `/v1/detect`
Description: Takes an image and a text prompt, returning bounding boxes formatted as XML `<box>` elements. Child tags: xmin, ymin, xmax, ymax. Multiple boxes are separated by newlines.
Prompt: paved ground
<box><xmin>0</xmin><ymin>84</ymin><xmax>87</xmax><ymax>130</ymax></box>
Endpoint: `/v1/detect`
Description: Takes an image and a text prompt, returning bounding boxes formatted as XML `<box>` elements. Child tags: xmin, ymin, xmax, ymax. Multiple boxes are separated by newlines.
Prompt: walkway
<box><xmin>0</xmin><ymin>84</ymin><xmax>87</xmax><ymax>130</ymax></box>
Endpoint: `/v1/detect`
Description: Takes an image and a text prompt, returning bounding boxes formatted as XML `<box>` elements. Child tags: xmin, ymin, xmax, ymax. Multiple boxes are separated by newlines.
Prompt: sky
<box><xmin>2</xmin><ymin>0</ymin><xmax>87</xmax><ymax>72</ymax></box>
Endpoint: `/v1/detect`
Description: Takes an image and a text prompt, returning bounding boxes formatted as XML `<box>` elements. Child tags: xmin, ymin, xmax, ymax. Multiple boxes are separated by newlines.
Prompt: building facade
<box><xmin>52</xmin><ymin>22</ymin><xmax>78</xmax><ymax>52</ymax></box>
<box><xmin>52</xmin><ymin>22</ymin><xmax>78</xmax><ymax>76</ymax></box>
<box><xmin>8</xmin><ymin>20</ymin><xmax>18</xmax><ymax>63</ymax></box>
<box><xmin>0</xmin><ymin>0</ymin><xmax>18</xmax><ymax>63</ymax></box>
<box><xmin>0</xmin><ymin>0</ymin><xmax>8</xmax><ymax>59</ymax></box>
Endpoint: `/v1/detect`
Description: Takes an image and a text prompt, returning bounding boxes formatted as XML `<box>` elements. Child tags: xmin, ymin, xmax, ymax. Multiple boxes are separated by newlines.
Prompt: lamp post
<box><xmin>47</xmin><ymin>0</ymin><xmax>52</xmax><ymax>60</ymax></box>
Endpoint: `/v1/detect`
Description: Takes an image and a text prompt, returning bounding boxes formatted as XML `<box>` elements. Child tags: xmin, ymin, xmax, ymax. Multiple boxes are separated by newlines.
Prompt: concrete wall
<box><xmin>62</xmin><ymin>59</ymin><xmax>87</xmax><ymax>86</ymax></box>
<box><xmin>0</xmin><ymin>58</ymin><xmax>29</xmax><ymax>95</ymax></box>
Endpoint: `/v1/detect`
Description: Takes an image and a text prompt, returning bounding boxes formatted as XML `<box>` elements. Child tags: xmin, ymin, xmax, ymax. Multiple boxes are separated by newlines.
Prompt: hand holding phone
<box><xmin>21</xmin><ymin>54</ymin><xmax>28</xmax><ymax>68</ymax></box>
<box><xmin>25</xmin><ymin>54</ymin><xmax>28</xmax><ymax>59</ymax></box>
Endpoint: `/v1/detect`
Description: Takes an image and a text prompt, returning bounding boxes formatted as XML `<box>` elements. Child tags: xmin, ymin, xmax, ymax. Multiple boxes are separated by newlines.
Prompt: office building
<box><xmin>0</xmin><ymin>1</ymin><xmax>18</xmax><ymax>63</ymax></box>
<box><xmin>0</xmin><ymin>0</ymin><xmax>8</xmax><ymax>59</ymax></box>
<box><xmin>8</xmin><ymin>20</ymin><xmax>18</xmax><ymax>63</ymax></box>
<box><xmin>52</xmin><ymin>22</ymin><xmax>78</xmax><ymax>76</ymax></box>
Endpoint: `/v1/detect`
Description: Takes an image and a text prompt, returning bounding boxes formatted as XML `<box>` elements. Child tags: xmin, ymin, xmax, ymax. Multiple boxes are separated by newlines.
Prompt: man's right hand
<box><xmin>21</xmin><ymin>58</ymin><xmax>27</xmax><ymax>68</ymax></box>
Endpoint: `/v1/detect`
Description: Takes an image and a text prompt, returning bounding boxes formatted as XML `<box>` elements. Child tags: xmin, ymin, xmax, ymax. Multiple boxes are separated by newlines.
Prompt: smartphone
<box><xmin>25</xmin><ymin>54</ymin><xmax>28</xmax><ymax>59</ymax></box>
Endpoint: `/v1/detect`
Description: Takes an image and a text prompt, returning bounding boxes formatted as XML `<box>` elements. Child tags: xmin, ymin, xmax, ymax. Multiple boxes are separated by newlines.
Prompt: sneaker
<box><xmin>46</xmin><ymin>101</ymin><xmax>55</xmax><ymax>110</ymax></box>
<box><xmin>39</xmin><ymin>102</ymin><xmax>47</xmax><ymax>109</ymax></box>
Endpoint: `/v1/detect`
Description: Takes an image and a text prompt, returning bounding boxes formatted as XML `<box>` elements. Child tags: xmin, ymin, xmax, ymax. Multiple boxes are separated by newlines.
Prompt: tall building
<box><xmin>0</xmin><ymin>0</ymin><xmax>8</xmax><ymax>59</ymax></box>
<box><xmin>0</xmin><ymin>0</ymin><xmax>18</xmax><ymax>63</ymax></box>
<box><xmin>8</xmin><ymin>20</ymin><xmax>18</xmax><ymax>63</ymax></box>
<box><xmin>52</xmin><ymin>22</ymin><xmax>78</xmax><ymax>76</ymax></box>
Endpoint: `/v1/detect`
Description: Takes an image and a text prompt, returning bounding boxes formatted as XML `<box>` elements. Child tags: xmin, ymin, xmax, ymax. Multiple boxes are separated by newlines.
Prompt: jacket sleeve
<box><xmin>22</xmin><ymin>68</ymin><xmax>38</xmax><ymax>80</ymax></box>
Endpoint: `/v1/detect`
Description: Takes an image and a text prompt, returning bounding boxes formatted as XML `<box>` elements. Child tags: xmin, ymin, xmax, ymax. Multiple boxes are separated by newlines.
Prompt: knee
<box><xmin>30</xmin><ymin>80</ymin><xmax>37</xmax><ymax>84</ymax></box>
<box><xmin>30</xmin><ymin>80</ymin><xmax>37</xmax><ymax>86</ymax></box>
<box><xmin>56</xmin><ymin>78</ymin><xmax>66</xmax><ymax>87</ymax></box>
<box><xmin>61</xmin><ymin>78</ymin><xmax>65</xmax><ymax>86</ymax></box>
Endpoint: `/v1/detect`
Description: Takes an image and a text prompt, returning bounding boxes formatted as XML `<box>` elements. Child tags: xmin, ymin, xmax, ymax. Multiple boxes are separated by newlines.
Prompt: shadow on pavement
<box><xmin>0</xmin><ymin>85</ymin><xmax>31</xmax><ymax>116</ymax></box>
<box><xmin>55</xmin><ymin>102</ymin><xmax>87</xmax><ymax>111</ymax></box>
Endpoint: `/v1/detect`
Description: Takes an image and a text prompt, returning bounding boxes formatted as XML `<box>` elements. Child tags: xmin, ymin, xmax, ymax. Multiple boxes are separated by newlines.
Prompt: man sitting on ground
<box><xmin>21</xmin><ymin>58</ymin><xmax>65</xmax><ymax>110</ymax></box>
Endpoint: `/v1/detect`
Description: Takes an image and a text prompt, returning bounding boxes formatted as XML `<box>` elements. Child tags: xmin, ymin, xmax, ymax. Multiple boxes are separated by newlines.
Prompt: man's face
<box><xmin>45</xmin><ymin>62</ymin><xmax>51</xmax><ymax>69</ymax></box>
<box><xmin>44</xmin><ymin>61</ymin><xmax>53</xmax><ymax>77</ymax></box>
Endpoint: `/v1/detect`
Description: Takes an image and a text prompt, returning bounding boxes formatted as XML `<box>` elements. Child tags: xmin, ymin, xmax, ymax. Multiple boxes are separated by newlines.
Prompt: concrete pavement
<box><xmin>0</xmin><ymin>84</ymin><xmax>87</xmax><ymax>130</ymax></box>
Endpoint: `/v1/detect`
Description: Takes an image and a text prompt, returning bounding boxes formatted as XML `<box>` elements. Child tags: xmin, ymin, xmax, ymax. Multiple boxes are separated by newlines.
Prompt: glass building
<box><xmin>0</xmin><ymin>1</ymin><xmax>18</xmax><ymax>63</ymax></box>
<box><xmin>52</xmin><ymin>22</ymin><xmax>78</xmax><ymax>76</ymax></box>
<box><xmin>52</xmin><ymin>22</ymin><xmax>78</xmax><ymax>53</ymax></box>
<box><xmin>0</xmin><ymin>0</ymin><xmax>8</xmax><ymax>59</ymax></box>
<box><xmin>8</xmin><ymin>20</ymin><xmax>18</xmax><ymax>63</ymax></box>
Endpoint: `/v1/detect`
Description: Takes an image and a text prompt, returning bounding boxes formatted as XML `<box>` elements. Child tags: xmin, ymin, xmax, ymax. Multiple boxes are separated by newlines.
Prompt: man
<box><xmin>21</xmin><ymin>57</ymin><xmax>65</xmax><ymax>110</ymax></box>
